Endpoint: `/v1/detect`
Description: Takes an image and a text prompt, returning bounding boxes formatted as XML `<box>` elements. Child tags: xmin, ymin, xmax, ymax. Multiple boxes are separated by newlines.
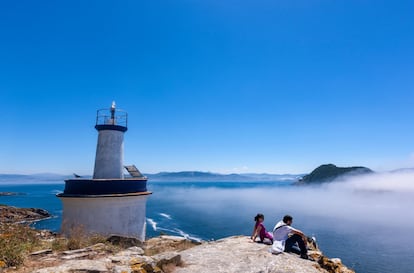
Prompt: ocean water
<box><xmin>1</xmin><ymin>179</ymin><xmax>413</xmax><ymax>273</ymax></box>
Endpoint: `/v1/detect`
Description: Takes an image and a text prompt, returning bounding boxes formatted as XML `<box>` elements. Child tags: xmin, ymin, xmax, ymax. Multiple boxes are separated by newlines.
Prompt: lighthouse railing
<box><xmin>96</xmin><ymin>108</ymin><xmax>128</xmax><ymax>128</ymax></box>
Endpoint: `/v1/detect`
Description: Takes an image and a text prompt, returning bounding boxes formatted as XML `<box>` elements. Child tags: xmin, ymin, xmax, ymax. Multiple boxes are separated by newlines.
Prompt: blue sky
<box><xmin>1</xmin><ymin>1</ymin><xmax>414</xmax><ymax>174</ymax></box>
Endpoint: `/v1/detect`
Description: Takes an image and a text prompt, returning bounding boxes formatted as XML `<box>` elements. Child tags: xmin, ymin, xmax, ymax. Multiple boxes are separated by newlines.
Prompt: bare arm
<box><xmin>291</xmin><ymin>229</ymin><xmax>307</xmax><ymax>245</ymax></box>
<box><xmin>251</xmin><ymin>225</ymin><xmax>262</xmax><ymax>241</ymax></box>
<box><xmin>251</xmin><ymin>225</ymin><xmax>257</xmax><ymax>239</ymax></box>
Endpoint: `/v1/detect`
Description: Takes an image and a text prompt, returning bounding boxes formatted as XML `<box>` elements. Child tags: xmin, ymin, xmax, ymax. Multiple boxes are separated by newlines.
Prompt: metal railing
<box><xmin>95</xmin><ymin>108</ymin><xmax>128</xmax><ymax>128</ymax></box>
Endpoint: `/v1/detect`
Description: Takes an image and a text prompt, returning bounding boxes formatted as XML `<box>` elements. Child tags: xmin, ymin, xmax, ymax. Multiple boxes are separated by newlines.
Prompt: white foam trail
<box><xmin>147</xmin><ymin>218</ymin><xmax>157</xmax><ymax>231</ymax></box>
<box><xmin>174</xmin><ymin>228</ymin><xmax>202</xmax><ymax>242</ymax></box>
<box><xmin>157</xmin><ymin>227</ymin><xmax>202</xmax><ymax>242</ymax></box>
<box><xmin>159</xmin><ymin>213</ymin><xmax>172</xmax><ymax>219</ymax></box>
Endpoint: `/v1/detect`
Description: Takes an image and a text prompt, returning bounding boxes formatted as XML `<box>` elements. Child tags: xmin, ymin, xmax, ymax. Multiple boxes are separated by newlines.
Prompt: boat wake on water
<box><xmin>146</xmin><ymin>218</ymin><xmax>157</xmax><ymax>231</ymax></box>
<box><xmin>159</xmin><ymin>212</ymin><xmax>172</xmax><ymax>219</ymax></box>
<box><xmin>146</xmin><ymin>217</ymin><xmax>202</xmax><ymax>242</ymax></box>
<box><xmin>157</xmin><ymin>227</ymin><xmax>202</xmax><ymax>242</ymax></box>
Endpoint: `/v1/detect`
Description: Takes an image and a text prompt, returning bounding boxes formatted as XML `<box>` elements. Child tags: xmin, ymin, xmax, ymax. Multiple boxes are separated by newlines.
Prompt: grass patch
<box><xmin>62</xmin><ymin>225</ymin><xmax>112</xmax><ymax>250</ymax></box>
<box><xmin>0</xmin><ymin>223</ymin><xmax>40</xmax><ymax>267</ymax></box>
<box><xmin>0</xmin><ymin>223</ymin><xmax>123</xmax><ymax>268</ymax></box>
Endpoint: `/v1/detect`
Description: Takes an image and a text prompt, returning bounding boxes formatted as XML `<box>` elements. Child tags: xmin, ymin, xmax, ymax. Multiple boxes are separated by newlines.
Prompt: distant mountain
<box><xmin>0</xmin><ymin>173</ymin><xmax>69</xmax><ymax>184</ymax></box>
<box><xmin>145</xmin><ymin>171</ymin><xmax>299</xmax><ymax>182</ymax></box>
<box><xmin>238</xmin><ymin>173</ymin><xmax>304</xmax><ymax>181</ymax></box>
<box><xmin>0</xmin><ymin>171</ymin><xmax>301</xmax><ymax>183</ymax></box>
<box><xmin>296</xmin><ymin>164</ymin><xmax>373</xmax><ymax>185</ymax></box>
<box><xmin>390</xmin><ymin>168</ymin><xmax>414</xmax><ymax>173</ymax></box>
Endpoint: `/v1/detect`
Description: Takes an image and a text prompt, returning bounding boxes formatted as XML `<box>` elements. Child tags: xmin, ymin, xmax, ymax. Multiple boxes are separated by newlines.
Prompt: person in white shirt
<box><xmin>272</xmin><ymin>215</ymin><xmax>308</xmax><ymax>259</ymax></box>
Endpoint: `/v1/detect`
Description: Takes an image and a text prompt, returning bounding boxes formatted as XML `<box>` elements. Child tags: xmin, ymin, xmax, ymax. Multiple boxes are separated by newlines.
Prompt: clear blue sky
<box><xmin>1</xmin><ymin>1</ymin><xmax>414</xmax><ymax>174</ymax></box>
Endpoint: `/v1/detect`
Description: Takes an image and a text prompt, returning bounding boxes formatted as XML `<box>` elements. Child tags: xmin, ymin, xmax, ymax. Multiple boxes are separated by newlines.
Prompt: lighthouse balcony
<box><xmin>58</xmin><ymin>178</ymin><xmax>151</xmax><ymax>197</ymax></box>
<box><xmin>95</xmin><ymin>106</ymin><xmax>128</xmax><ymax>132</ymax></box>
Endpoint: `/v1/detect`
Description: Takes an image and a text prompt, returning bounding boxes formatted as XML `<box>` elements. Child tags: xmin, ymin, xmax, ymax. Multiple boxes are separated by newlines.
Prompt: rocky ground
<box><xmin>2</xmin><ymin>235</ymin><xmax>355</xmax><ymax>273</ymax></box>
<box><xmin>0</xmin><ymin>206</ymin><xmax>354</xmax><ymax>273</ymax></box>
<box><xmin>0</xmin><ymin>205</ymin><xmax>51</xmax><ymax>223</ymax></box>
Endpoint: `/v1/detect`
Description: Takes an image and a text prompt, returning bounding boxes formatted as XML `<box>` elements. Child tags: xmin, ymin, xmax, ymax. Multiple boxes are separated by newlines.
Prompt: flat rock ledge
<box><xmin>176</xmin><ymin>236</ymin><xmax>354</xmax><ymax>273</ymax></box>
<box><xmin>9</xmin><ymin>235</ymin><xmax>354</xmax><ymax>273</ymax></box>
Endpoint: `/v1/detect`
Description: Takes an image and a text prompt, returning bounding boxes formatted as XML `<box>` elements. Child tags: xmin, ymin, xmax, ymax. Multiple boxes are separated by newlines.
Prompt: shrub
<box><xmin>0</xmin><ymin>223</ymin><xmax>39</xmax><ymax>267</ymax></box>
<box><xmin>0</xmin><ymin>223</ymin><xmax>122</xmax><ymax>268</ymax></box>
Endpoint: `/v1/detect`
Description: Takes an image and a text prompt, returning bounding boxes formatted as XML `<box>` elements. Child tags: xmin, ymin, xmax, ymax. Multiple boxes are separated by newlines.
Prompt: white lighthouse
<box><xmin>57</xmin><ymin>102</ymin><xmax>151</xmax><ymax>241</ymax></box>
<box><xmin>93</xmin><ymin>101</ymin><xmax>125</xmax><ymax>179</ymax></box>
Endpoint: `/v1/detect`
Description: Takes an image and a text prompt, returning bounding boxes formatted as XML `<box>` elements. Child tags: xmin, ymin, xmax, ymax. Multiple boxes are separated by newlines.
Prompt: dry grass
<box><xmin>0</xmin><ymin>223</ymin><xmax>40</xmax><ymax>267</ymax></box>
<box><xmin>0</xmin><ymin>223</ymin><xmax>121</xmax><ymax>269</ymax></box>
<box><xmin>144</xmin><ymin>237</ymin><xmax>199</xmax><ymax>256</ymax></box>
<box><xmin>61</xmin><ymin>225</ymin><xmax>114</xmax><ymax>251</ymax></box>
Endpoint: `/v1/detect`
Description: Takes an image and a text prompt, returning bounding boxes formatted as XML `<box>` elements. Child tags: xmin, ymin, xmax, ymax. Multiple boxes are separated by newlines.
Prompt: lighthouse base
<box><xmin>58</xmin><ymin>193</ymin><xmax>150</xmax><ymax>242</ymax></box>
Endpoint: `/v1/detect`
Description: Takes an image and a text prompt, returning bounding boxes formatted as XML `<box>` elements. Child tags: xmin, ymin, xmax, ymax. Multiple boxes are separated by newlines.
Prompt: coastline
<box><xmin>1</xmin><ymin>233</ymin><xmax>355</xmax><ymax>273</ymax></box>
<box><xmin>1</xmin><ymin>182</ymin><xmax>372</xmax><ymax>272</ymax></box>
<box><xmin>0</xmin><ymin>205</ymin><xmax>355</xmax><ymax>273</ymax></box>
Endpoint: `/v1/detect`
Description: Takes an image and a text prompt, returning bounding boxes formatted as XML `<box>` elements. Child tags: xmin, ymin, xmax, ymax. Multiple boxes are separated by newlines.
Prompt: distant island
<box><xmin>2</xmin><ymin>168</ymin><xmax>380</xmax><ymax>184</ymax></box>
<box><xmin>296</xmin><ymin>164</ymin><xmax>373</xmax><ymax>185</ymax></box>
<box><xmin>0</xmin><ymin>192</ymin><xmax>25</xmax><ymax>196</ymax></box>
<box><xmin>145</xmin><ymin>171</ymin><xmax>300</xmax><ymax>182</ymax></box>
<box><xmin>0</xmin><ymin>173</ymin><xmax>70</xmax><ymax>184</ymax></box>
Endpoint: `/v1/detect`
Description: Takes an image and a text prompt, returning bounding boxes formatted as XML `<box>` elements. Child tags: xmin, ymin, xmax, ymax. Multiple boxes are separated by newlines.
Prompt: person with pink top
<box><xmin>251</xmin><ymin>213</ymin><xmax>273</xmax><ymax>244</ymax></box>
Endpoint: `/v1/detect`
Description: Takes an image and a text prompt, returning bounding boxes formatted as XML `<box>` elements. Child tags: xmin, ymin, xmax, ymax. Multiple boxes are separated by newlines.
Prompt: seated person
<box><xmin>251</xmin><ymin>213</ymin><xmax>273</xmax><ymax>244</ymax></box>
<box><xmin>272</xmin><ymin>215</ymin><xmax>308</xmax><ymax>259</ymax></box>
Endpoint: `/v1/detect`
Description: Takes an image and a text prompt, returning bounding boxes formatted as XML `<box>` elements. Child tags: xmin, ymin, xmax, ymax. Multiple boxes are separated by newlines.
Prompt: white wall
<box><xmin>93</xmin><ymin>130</ymin><xmax>124</xmax><ymax>179</ymax></box>
<box><xmin>60</xmin><ymin>195</ymin><xmax>149</xmax><ymax>241</ymax></box>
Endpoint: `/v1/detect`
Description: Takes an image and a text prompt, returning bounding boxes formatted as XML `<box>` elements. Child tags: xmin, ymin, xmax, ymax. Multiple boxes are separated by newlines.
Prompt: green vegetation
<box><xmin>0</xmin><ymin>223</ymin><xmax>39</xmax><ymax>267</ymax></box>
<box><xmin>298</xmin><ymin>164</ymin><xmax>373</xmax><ymax>184</ymax></box>
<box><xmin>0</xmin><ymin>223</ymin><xmax>121</xmax><ymax>268</ymax></box>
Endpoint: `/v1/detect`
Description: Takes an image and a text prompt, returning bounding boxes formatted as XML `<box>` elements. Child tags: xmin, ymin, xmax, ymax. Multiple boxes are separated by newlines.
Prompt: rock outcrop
<box><xmin>0</xmin><ymin>192</ymin><xmax>25</xmax><ymax>197</ymax></box>
<box><xmin>176</xmin><ymin>236</ymin><xmax>353</xmax><ymax>273</ymax></box>
<box><xmin>8</xmin><ymin>235</ymin><xmax>354</xmax><ymax>273</ymax></box>
<box><xmin>0</xmin><ymin>205</ymin><xmax>51</xmax><ymax>223</ymax></box>
<box><xmin>297</xmin><ymin>164</ymin><xmax>373</xmax><ymax>184</ymax></box>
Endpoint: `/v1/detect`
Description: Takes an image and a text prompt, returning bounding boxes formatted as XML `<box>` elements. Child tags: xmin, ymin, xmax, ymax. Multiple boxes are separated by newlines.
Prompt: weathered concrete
<box><xmin>93</xmin><ymin>129</ymin><xmax>125</xmax><ymax>179</ymax></box>
<box><xmin>60</xmin><ymin>195</ymin><xmax>149</xmax><ymax>241</ymax></box>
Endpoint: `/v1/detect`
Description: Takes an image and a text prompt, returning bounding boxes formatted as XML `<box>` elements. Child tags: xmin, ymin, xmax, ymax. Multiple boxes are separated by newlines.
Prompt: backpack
<box><xmin>270</xmin><ymin>224</ymin><xmax>287</xmax><ymax>254</ymax></box>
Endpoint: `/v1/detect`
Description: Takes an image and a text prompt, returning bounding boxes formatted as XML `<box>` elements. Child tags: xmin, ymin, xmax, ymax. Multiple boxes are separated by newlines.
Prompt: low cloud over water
<box><xmin>152</xmin><ymin>170</ymin><xmax>414</xmax><ymax>232</ymax></box>
<box><xmin>146</xmin><ymin>171</ymin><xmax>414</xmax><ymax>273</ymax></box>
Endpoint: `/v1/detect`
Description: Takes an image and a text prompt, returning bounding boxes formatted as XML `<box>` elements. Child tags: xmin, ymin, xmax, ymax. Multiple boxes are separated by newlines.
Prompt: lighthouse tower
<box><xmin>57</xmin><ymin>102</ymin><xmax>151</xmax><ymax>241</ymax></box>
<box><xmin>93</xmin><ymin>101</ymin><xmax>126</xmax><ymax>180</ymax></box>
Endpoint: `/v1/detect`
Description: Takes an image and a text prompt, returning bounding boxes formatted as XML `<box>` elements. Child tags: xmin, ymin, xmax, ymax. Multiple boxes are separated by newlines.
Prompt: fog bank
<box><xmin>151</xmin><ymin>170</ymin><xmax>414</xmax><ymax>231</ymax></box>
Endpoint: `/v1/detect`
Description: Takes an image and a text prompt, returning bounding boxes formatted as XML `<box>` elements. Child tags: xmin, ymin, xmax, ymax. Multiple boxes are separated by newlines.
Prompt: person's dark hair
<box><xmin>254</xmin><ymin>213</ymin><xmax>264</xmax><ymax>222</ymax></box>
<box><xmin>283</xmin><ymin>215</ymin><xmax>293</xmax><ymax>224</ymax></box>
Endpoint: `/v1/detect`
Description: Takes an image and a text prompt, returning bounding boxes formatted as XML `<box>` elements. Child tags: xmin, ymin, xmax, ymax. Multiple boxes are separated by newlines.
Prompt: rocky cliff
<box><xmin>175</xmin><ymin>236</ymin><xmax>354</xmax><ymax>273</ymax></box>
<box><xmin>6</xmin><ymin>235</ymin><xmax>354</xmax><ymax>273</ymax></box>
<box><xmin>0</xmin><ymin>205</ymin><xmax>51</xmax><ymax>223</ymax></box>
<box><xmin>297</xmin><ymin>164</ymin><xmax>373</xmax><ymax>184</ymax></box>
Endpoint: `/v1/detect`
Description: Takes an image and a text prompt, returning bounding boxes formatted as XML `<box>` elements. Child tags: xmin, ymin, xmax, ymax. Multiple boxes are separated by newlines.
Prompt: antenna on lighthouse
<box><xmin>110</xmin><ymin>101</ymin><xmax>116</xmax><ymax>124</ymax></box>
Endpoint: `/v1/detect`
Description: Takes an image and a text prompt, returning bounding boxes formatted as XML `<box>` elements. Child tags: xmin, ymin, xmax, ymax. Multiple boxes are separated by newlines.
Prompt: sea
<box><xmin>1</xmin><ymin>178</ymin><xmax>414</xmax><ymax>273</ymax></box>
